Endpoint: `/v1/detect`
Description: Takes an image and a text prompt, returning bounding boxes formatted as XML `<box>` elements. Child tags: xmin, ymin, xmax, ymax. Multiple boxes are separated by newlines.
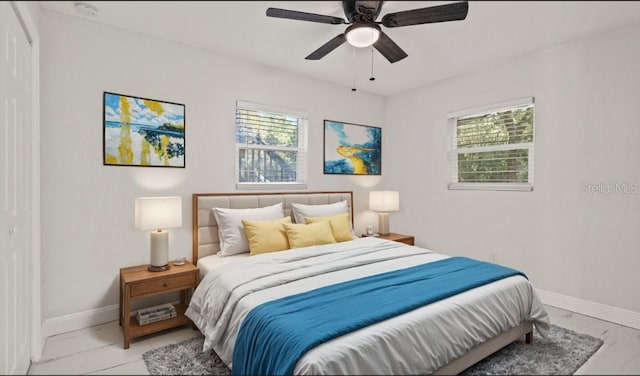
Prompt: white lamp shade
<box><xmin>346</xmin><ymin>25</ymin><xmax>380</xmax><ymax>48</ymax></box>
<box><xmin>369</xmin><ymin>191</ymin><xmax>399</xmax><ymax>212</ymax></box>
<box><xmin>135</xmin><ymin>197</ymin><xmax>182</xmax><ymax>230</ymax></box>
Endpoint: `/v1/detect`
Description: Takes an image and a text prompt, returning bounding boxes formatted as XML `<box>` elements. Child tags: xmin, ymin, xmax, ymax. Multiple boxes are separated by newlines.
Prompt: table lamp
<box><xmin>369</xmin><ymin>191</ymin><xmax>399</xmax><ymax>236</ymax></box>
<box><xmin>135</xmin><ymin>196</ymin><xmax>182</xmax><ymax>272</ymax></box>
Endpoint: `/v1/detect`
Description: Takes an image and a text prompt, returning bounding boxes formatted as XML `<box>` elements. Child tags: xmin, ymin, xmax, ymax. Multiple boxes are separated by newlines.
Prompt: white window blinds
<box><xmin>448</xmin><ymin>98</ymin><xmax>534</xmax><ymax>191</ymax></box>
<box><xmin>235</xmin><ymin>101</ymin><xmax>308</xmax><ymax>189</ymax></box>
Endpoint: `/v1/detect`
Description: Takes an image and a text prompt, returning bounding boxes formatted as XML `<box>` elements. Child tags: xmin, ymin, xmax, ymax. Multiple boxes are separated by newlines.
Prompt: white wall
<box><xmin>40</xmin><ymin>10</ymin><xmax>383</xmax><ymax>320</ymax></box>
<box><xmin>385</xmin><ymin>23</ymin><xmax>640</xmax><ymax>314</ymax></box>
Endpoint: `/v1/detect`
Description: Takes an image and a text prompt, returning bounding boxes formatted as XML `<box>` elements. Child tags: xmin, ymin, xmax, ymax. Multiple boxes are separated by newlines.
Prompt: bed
<box><xmin>186</xmin><ymin>191</ymin><xmax>550</xmax><ymax>375</ymax></box>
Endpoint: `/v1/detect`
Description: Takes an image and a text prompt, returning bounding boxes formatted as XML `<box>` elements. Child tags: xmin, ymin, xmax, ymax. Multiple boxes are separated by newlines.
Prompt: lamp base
<box><xmin>149</xmin><ymin>230</ymin><xmax>169</xmax><ymax>272</ymax></box>
<box><xmin>378</xmin><ymin>212</ymin><xmax>390</xmax><ymax>236</ymax></box>
<box><xmin>148</xmin><ymin>264</ymin><xmax>170</xmax><ymax>272</ymax></box>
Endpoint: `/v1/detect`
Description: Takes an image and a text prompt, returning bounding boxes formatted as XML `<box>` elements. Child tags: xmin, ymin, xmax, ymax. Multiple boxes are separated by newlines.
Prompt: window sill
<box><xmin>236</xmin><ymin>183</ymin><xmax>308</xmax><ymax>191</ymax></box>
<box><xmin>448</xmin><ymin>183</ymin><xmax>533</xmax><ymax>192</ymax></box>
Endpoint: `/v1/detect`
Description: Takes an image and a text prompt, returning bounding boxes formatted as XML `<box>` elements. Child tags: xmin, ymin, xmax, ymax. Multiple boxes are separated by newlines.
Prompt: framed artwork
<box><xmin>103</xmin><ymin>92</ymin><xmax>185</xmax><ymax>167</ymax></box>
<box><xmin>324</xmin><ymin>120</ymin><xmax>381</xmax><ymax>175</ymax></box>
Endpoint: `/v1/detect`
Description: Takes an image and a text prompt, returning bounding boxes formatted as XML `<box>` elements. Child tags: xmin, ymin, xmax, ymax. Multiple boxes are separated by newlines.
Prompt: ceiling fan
<box><xmin>266</xmin><ymin>1</ymin><xmax>469</xmax><ymax>64</ymax></box>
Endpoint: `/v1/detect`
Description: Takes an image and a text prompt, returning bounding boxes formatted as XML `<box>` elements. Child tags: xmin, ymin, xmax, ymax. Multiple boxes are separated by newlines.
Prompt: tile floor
<box><xmin>29</xmin><ymin>305</ymin><xmax>640</xmax><ymax>375</ymax></box>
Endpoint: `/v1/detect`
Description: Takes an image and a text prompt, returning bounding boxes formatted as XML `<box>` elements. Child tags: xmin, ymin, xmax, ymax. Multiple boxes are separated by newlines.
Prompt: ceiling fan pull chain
<box><xmin>370</xmin><ymin>46</ymin><xmax>375</xmax><ymax>81</ymax></box>
<box><xmin>351</xmin><ymin>46</ymin><xmax>357</xmax><ymax>92</ymax></box>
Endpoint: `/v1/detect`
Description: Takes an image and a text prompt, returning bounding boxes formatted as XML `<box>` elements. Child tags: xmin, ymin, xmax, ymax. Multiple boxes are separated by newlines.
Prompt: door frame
<box><xmin>9</xmin><ymin>1</ymin><xmax>41</xmax><ymax>362</ymax></box>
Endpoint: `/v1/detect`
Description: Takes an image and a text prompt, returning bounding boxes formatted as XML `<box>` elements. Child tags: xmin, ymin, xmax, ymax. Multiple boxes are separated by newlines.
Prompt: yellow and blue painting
<box><xmin>324</xmin><ymin>120</ymin><xmax>381</xmax><ymax>175</ymax></box>
<box><xmin>103</xmin><ymin>92</ymin><xmax>185</xmax><ymax>167</ymax></box>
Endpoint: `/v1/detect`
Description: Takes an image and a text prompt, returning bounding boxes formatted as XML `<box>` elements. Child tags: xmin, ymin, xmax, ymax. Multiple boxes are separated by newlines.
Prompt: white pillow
<box><xmin>213</xmin><ymin>202</ymin><xmax>284</xmax><ymax>256</ymax></box>
<box><xmin>291</xmin><ymin>200</ymin><xmax>349</xmax><ymax>224</ymax></box>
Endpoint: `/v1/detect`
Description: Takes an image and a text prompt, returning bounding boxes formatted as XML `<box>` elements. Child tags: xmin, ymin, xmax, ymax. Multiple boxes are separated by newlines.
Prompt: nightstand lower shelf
<box><xmin>128</xmin><ymin>303</ymin><xmax>189</xmax><ymax>340</ymax></box>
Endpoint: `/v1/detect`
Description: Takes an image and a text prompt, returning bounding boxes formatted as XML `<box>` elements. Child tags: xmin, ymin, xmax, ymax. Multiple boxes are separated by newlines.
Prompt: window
<box><xmin>235</xmin><ymin>101</ymin><xmax>308</xmax><ymax>189</ymax></box>
<box><xmin>448</xmin><ymin>98</ymin><xmax>534</xmax><ymax>191</ymax></box>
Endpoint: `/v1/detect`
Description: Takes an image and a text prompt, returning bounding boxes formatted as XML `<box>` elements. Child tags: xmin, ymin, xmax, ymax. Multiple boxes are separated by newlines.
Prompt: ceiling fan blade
<box><xmin>382</xmin><ymin>1</ymin><xmax>468</xmax><ymax>28</ymax></box>
<box><xmin>266</xmin><ymin>8</ymin><xmax>346</xmax><ymax>25</ymax></box>
<box><xmin>373</xmin><ymin>31</ymin><xmax>407</xmax><ymax>63</ymax></box>
<box><xmin>306</xmin><ymin>34</ymin><xmax>347</xmax><ymax>60</ymax></box>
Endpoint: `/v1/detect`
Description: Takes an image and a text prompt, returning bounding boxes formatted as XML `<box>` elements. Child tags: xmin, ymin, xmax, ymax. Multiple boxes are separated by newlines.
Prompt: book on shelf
<box><xmin>136</xmin><ymin>303</ymin><xmax>176</xmax><ymax>325</ymax></box>
<box><xmin>137</xmin><ymin>303</ymin><xmax>175</xmax><ymax>316</ymax></box>
<box><xmin>137</xmin><ymin>310</ymin><xmax>177</xmax><ymax>325</ymax></box>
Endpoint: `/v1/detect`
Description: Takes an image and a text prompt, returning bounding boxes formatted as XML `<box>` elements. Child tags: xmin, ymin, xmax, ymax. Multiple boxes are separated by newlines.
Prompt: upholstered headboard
<box><xmin>192</xmin><ymin>191</ymin><xmax>353</xmax><ymax>264</ymax></box>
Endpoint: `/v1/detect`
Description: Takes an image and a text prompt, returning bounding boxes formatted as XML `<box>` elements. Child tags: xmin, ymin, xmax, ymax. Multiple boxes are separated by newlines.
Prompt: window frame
<box><xmin>447</xmin><ymin>97</ymin><xmax>535</xmax><ymax>192</ymax></box>
<box><xmin>235</xmin><ymin>100</ymin><xmax>308</xmax><ymax>190</ymax></box>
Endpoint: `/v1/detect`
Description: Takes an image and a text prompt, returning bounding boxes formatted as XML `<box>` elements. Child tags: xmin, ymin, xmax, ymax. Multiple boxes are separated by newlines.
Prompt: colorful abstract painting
<box><xmin>103</xmin><ymin>92</ymin><xmax>185</xmax><ymax>167</ymax></box>
<box><xmin>324</xmin><ymin>120</ymin><xmax>381</xmax><ymax>175</ymax></box>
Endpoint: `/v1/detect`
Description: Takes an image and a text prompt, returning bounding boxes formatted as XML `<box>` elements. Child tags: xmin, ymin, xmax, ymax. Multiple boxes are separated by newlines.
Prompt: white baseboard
<box><xmin>42</xmin><ymin>304</ymin><xmax>119</xmax><ymax>339</ymax></box>
<box><xmin>536</xmin><ymin>288</ymin><xmax>640</xmax><ymax>330</ymax></box>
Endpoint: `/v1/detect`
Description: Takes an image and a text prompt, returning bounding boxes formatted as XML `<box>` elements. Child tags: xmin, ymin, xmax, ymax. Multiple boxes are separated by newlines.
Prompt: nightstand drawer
<box><xmin>130</xmin><ymin>273</ymin><xmax>196</xmax><ymax>297</ymax></box>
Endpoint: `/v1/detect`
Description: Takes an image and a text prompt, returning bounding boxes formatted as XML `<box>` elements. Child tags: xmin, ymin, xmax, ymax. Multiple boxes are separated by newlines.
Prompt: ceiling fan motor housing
<box><xmin>343</xmin><ymin>0</ymin><xmax>384</xmax><ymax>22</ymax></box>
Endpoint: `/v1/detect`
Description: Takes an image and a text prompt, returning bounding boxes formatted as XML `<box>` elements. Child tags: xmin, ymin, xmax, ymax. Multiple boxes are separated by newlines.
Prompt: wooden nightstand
<box><xmin>119</xmin><ymin>262</ymin><xmax>198</xmax><ymax>349</ymax></box>
<box><xmin>362</xmin><ymin>232</ymin><xmax>415</xmax><ymax>246</ymax></box>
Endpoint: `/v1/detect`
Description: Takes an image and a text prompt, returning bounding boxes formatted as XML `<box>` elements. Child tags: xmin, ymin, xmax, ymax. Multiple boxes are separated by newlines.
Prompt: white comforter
<box><xmin>186</xmin><ymin>237</ymin><xmax>550</xmax><ymax>374</ymax></box>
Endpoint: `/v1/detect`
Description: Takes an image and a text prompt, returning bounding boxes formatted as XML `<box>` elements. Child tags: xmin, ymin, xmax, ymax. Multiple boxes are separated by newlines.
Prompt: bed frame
<box><xmin>191</xmin><ymin>191</ymin><xmax>532</xmax><ymax>375</ymax></box>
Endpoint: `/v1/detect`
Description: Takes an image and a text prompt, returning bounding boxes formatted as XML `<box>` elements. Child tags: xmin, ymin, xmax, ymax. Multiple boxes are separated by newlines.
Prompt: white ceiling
<box><xmin>40</xmin><ymin>1</ymin><xmax>640</xmax><ymax>96</ymax></box>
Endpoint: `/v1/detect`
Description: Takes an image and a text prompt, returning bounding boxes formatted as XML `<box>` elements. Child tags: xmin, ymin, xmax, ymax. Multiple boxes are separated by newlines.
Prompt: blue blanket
<box><xmin>232</xmin><ymin>256</ymin><xmax>526</xmax><ymax>375</ymax></box>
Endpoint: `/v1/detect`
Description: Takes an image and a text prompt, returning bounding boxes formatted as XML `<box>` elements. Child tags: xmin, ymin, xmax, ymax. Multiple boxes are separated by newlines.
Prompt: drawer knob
<box><xmin>163</xmin><ymin>282</ymin><xmax>168</xmax><ymax>287</ymax></box>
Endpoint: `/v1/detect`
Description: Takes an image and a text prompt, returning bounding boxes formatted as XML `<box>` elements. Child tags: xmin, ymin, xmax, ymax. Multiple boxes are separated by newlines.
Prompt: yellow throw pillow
<box><xmin>305</xmin><ymin>213</ymin><xmax>354</xmax><ymax>242</ymax></box>
<box><xmin>283</xmin><ymin>221</ymin><xmax>337</xmax><ymax>249</ymax></box>
<box><xmin>242</xmin><ymin>217</ymin><xmax>292</xmax><ymax>256</ymax></box>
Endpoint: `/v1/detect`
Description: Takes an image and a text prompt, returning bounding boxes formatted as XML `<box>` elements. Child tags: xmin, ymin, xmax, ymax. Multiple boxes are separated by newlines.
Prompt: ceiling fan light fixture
<box><xmin>345</xmin><ymin>23</ymin><xmax>381</xmax><ymax>48</ymax></box>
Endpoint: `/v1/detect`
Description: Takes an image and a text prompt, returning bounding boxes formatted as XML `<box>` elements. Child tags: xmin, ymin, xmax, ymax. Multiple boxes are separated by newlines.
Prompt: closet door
<box><xmin>0</xmin><ymin>2</ymin><xmax>33</xmax><ymax>374</ymax></box>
